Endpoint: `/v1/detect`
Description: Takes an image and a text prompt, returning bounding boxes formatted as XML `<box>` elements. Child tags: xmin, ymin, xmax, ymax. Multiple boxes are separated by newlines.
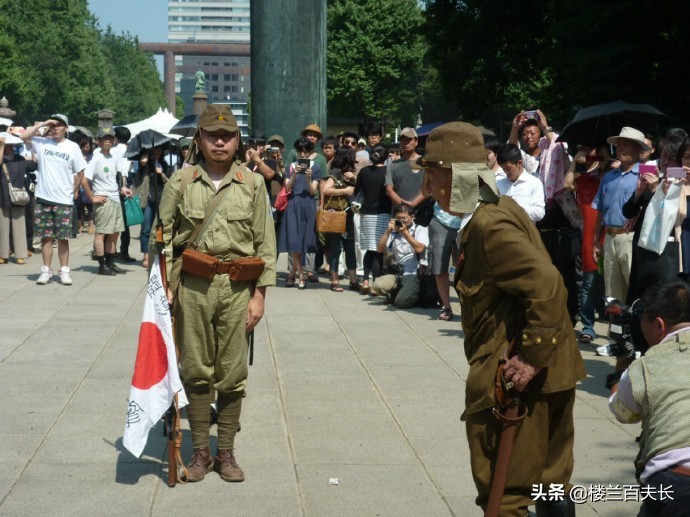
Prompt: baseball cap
<box><xmin>400</xmin><ymin>127</ymin><xmax>417</xmax><ymax>139</ymax></box>
<box><xmin>50</xmin><ymin>113</ymin><xmax>69</xmax><ymax>126</ymax></box>
<box><xmin>198</xmin><ymin>104</ymin><xmax>239</xmax><ymax>132</ymax></box>
<box><xmin>268</xmin><ymin>134</ymin><xmax>285</xmax><ymax>147</ymax></box>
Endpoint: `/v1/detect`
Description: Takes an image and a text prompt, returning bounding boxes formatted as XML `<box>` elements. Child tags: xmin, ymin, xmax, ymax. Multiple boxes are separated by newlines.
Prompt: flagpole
<box><xmin>153</xmin><ymin>137</ymin><xmax>186</xmax><ymax>487</ymax></box>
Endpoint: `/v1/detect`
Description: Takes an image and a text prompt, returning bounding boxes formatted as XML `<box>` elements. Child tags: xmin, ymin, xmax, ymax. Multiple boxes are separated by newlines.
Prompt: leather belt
<box><xmin>605</xmin><ymin>227</ymin><xmax>629</xmax><ymax>235</ymax></box>
<box><xmin>215</xmin><ymin>261</ymin><xmax>233</xmax><ymax>275</ymax></box>
<box><xmin>671</xmin><ymin>465</ymin><xmax>690</xmax><ymax>477</ymax></box>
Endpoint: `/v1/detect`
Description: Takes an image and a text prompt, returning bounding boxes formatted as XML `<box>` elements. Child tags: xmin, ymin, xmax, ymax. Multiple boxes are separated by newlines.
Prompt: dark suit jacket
<box><xmin>456</xmin><ymin>196</ymin><xmax>586</xmax><ymax>415</ymax></box>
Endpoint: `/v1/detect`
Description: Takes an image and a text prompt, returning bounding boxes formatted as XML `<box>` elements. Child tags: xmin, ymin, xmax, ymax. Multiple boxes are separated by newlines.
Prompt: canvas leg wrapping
<box><xmin>217</xmin><ymin>391</ymin><xmax>244</xmax><ymax>450</ymax></box>
<box><xmin>186</xmin><ymin>385</ymin><xmax>211</xmax><ymax>449</ymax></box>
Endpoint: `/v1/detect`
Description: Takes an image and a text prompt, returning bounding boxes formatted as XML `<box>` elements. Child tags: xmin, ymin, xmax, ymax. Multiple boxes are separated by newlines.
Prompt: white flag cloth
<box><xmin>123</xmin><ymin>255</ymin><xmax>188</xmax><ymax>457</ymax></box>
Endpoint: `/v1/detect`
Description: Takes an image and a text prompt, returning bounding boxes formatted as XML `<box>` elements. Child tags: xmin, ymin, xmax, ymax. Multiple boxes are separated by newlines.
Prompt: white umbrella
<box><xmin>124</xmin><ymin>108</ymin><xmax>179</xmax><ymax>138</ymax></box>
<box><xmin>0</xmin><ymin>117</ymin><xmax>13</xmax><ymax>126</ymax></box>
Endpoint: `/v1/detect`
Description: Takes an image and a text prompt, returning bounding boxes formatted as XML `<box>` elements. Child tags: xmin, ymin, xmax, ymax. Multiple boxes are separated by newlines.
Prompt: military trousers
<box><xmin>465</xmin><ymin>388</ymin><xmax>576</xmax><ymax>517</ymax></box>
<box><xmin>175</xmin><ymin>272</ymin><xmax>251</xmax><ymax>394</ymax></box>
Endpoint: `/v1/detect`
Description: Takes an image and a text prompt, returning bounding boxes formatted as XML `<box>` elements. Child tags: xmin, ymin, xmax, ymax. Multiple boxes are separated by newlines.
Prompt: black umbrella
<box><xmin>169</xmin><ymin>114</ymin><xmax>198</xmax><ymax>138</ymax></box>
<box><xmin>557</xmin><ymin>100</ymin><xmax>668</xmax><ymax>148</ymax></box>
<box><xmin>124</xmin><ymin>129</ymin><xmax>172</xmax><ymax>159</ymax></box>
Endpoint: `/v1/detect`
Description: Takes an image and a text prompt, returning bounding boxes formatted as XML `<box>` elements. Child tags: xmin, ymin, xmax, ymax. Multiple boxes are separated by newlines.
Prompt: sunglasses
<box><xmin>344</xmin><ymin>140</ymin><xmax>357</xmax><ymax>145</ymax></box>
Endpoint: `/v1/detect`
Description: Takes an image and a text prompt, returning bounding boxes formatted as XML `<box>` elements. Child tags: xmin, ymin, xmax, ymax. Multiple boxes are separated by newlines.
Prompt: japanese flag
<box><xmin>123</xmin><ymin>255</ymin><xmax>188</xmax><ymax>458</ymax></box>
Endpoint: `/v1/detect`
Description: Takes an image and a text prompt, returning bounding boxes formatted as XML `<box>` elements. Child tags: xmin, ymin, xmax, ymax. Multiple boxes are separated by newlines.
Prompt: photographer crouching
<box><xmin>609</xmin><ymin>280</ymin><xmax>690</xmax><ymax>516</ymax></box>
<box><xmin>370</xmin><ymin>203</ymin><xmax>429</xmax><ymax>308</ymax></box>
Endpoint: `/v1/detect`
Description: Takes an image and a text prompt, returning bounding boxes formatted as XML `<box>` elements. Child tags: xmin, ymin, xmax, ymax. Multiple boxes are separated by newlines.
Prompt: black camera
<box><xmin>394</xmin><ymin>220</ymin><xmax>404</xmax><ymax>230</ymax></box>
<box><xmin>600</xmin><ymin>298</ymin><xmax>648</xmax><ymax>389</ymax></box>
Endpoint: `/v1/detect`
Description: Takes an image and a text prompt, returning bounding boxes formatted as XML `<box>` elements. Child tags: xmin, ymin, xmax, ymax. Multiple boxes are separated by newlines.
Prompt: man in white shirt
<box><xmin>81</xmin><ymin>128</ymin><xmax>130</xmax><ymax>276</ymax></box>
<box><xmin>496</xmin><ymin>144</ymin><xmax>545</xmax><ymax>222</ymax></box>
<box><xmin>21</xmin><ymin>114</ymin><xmax>87</xmax><ymax>285</ymax></box>
<box><xmin>371</xmin><ymin>203</ymin><xmax>429</xmax><ymax>308</ymax></box>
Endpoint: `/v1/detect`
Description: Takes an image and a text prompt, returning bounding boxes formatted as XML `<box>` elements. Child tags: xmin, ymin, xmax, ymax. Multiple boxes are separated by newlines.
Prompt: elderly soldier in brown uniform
<box><xmin>419</xmin><ymin>122</ymin><xmax>586</xmax><ymax>516</ymax></box>
<box><xmin>158</xmin><ymin>104</ymin><xmax>276</xmax><ymax>482</ymax></box>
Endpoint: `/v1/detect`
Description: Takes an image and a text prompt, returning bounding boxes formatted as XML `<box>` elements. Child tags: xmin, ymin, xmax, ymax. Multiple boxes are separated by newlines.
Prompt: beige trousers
<box><xmin>0</xmin><ymin>206</ymin><xmax>28</xmax><ymax>259</ymax></box>
<box><xmin>603</xmin><ymin>232</ymin><xmax>634</xmax><ymax>302</ymax></box>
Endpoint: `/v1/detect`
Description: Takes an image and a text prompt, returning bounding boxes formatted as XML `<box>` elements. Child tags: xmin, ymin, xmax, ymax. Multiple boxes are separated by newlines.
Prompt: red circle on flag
<box><xmin>131</xmin><ymin>322</ymin><xmax>169</xmax><ymax>389</ymax></box>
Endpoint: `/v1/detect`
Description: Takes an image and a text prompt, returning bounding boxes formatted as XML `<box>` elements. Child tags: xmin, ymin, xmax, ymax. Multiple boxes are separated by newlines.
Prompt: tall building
<box><xmin>168</xmin><ymin>0</ymin><xmax>251</xmax><ymax>132</ymax></box>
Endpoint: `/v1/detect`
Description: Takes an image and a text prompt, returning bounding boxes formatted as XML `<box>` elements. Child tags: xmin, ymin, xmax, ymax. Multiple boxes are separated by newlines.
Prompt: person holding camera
<box><xmin>277</xmin><ymin>137</ymin><xmax>322</xmax><ymax>289</ymax></box>
<box><xmin>370</xmin><ymin>203</ymin><xmax>429</xmax><ymax>308</ymax></box>
<box><xmin>609</xmin><ymin>280</ymin><xmax>690</xmax><ymax>516</ymax></box>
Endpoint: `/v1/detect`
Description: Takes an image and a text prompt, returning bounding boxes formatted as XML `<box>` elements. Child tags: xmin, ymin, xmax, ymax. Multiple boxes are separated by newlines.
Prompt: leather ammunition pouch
<box><xmin>181</xmin><ymin>249</ymin><xmax>265</xmax><ymax>282</ymax></box>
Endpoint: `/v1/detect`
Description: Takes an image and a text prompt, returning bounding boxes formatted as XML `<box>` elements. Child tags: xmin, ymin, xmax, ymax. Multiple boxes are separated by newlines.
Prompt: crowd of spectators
<box><xmin>3</xmin><ymin>108</ymin><xmax>690</xmax><ymax>334</ymax></box>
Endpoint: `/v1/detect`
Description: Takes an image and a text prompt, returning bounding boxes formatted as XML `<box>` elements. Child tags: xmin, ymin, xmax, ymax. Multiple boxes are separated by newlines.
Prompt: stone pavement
<box><xmin>0</xmin><ymin>232</ymin><xmax>642</xmax><ymax>516</ymax></box>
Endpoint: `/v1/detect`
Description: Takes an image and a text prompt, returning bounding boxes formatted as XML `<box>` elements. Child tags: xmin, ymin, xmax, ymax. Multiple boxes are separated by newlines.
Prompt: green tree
<box><xmin>98</xmin><ymin>27</ymin><xmax>167</xmax><ymax>123</ymax></box>
<box><xmin>327</xmin><ymin>0</ymin><xmax>428</xmax><ymax>125</ymax></box>
<box><xmin>0</xmin><ymin>0</ymin><xmax>165</xmax><ymax>126</ymax></box>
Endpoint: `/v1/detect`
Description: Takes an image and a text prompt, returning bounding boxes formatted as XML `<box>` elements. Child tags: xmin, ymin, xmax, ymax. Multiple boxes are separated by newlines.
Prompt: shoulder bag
<box><xmin>2</xmin><ymin>164</ymin><xmax>30</xmax><ymax>206</ymax></box>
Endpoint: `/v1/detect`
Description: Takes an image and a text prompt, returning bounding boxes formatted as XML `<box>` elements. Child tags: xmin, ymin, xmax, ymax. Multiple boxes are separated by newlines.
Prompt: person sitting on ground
<box><xmin>371</xmin><ymin>203</ymin><xmax>429</xmax><ymax>308</ymax></box>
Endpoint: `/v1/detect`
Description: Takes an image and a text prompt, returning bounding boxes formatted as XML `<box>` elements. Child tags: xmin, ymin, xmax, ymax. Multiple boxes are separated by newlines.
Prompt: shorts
<box><xmin>428</xmin><ymin>217</ymin><xmax>459</xmax><ymax>275</ymax></box>
<box><xmin>34</xmin><ymin>199</ymin><xmax>72</xmax><ymax>240</ymax></box>
<box><xmin>94</xmin><ymin>198</ymin><xmax>125</xmax><ymax>234</ymax></box>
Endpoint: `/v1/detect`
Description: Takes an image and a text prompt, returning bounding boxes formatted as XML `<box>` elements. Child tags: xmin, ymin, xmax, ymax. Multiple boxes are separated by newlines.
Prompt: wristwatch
<box><xmin>544</xmin><ymin>126</ymin><xmax>554</xmax><ymax>133</ymax></box>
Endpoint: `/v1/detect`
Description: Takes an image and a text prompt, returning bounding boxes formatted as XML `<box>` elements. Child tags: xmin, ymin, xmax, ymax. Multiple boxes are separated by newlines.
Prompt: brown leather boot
<box><xmin>214</xmin><ymin>449</ymin><xmax>245</xmax><ymax>482</ymax></box>
<box><xmin>186</xmin><ymin>447</ymin><xmax>213</xmax><ymax>482</ymax></box>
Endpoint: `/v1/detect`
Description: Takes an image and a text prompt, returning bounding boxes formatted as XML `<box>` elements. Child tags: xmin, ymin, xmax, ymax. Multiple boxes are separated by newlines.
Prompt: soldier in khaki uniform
<box><xmin>418</xmin><ymin>122</ymin><xmax>586</xmax><ymax>516</ymax></box>
<box><xmin>158</xmin><ymin>104</ymin><xmax>276</xmax><ymax>482</ymax></box>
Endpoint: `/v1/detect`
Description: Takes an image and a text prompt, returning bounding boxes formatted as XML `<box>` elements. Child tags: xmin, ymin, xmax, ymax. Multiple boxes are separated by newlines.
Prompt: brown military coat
<box><xmin>456</xmin><ymin>196</ymin><xmax>586</xmax><ymax>415</ymax></box>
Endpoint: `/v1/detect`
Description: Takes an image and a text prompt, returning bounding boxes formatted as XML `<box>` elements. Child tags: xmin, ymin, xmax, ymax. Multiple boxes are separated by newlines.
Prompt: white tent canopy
<box><xmin>124</xmin><ymin>108</ymin><xmax>179</xmax><ymax>138</ymax></box>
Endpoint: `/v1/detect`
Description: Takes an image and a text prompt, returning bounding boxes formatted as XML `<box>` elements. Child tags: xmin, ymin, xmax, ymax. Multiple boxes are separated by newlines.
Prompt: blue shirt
<box><xmin>592</xmin><ymin>164</ymin><xmax>639</xmax><ymax>228</ymax></box>
<box><xmin>433</xmin><ymin>202</ymin><xmax>462</xmax><ymax>229</ymax></box>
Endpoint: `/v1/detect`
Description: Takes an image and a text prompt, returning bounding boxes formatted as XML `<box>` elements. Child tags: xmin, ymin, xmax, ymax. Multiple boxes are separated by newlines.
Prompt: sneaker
<box><xmin>596</xmin><ymin>344</ymin><xmax>615</xmax><ymax>357</ymax></box>
<box><xmin>214</xmin><ymin>449</ymin><xmax>245</xmax><ymax>482</ymax></box>
<box><xmin>36</xmin><ymin>266</ymin><xmax>53</xmax><ymax>285</ymax></box>
<box><xmin>59</xmin><ymin>266</ymin><xmax>72</xmax><ymax>285</ymax></box>
<box><xmin>185</xmin><ymin>447</ymin><xmax>213</xmax><ymax>482</ymax></box>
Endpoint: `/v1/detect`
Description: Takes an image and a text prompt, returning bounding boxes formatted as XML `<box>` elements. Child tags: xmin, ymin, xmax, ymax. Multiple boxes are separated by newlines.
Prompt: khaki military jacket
<box><xmin>158</xmin><ymin>161</ymin><xmax>277</xmax><ymax>288</ymax></box>
<box><xmin>456</xmin><ymin>196</ymin><xmax>586</xmax><ymax>415</ymax></box>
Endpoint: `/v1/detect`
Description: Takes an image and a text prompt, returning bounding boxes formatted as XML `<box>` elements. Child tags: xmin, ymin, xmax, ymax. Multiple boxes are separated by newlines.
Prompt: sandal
<box><xmin>286</xmin><ymin>275</ymin><xmax>296</xmax><ymax>288</ymax></box>
<box><xmin>359</xmin><ymin>280</ymin><xmax>370</xmax><ymax>295</ymax></box>
<box><xmin>307</xmin><ymin>273</ymin><xmax>319</xmax><ymax>283</ymax></box>
<box><xmin>142</xmin><ymin>255</ymin><xmax>149</xmax><ymax>269</ymax></box>
<box><xmin>578</xmin><ymin>333</ymin><xmax>593</xmax><ymax>344</ymax></box>
<box><xmin>330</xmin><ymin>284</ymin><xmax>344</xmax><ymax>292</ymax></box>
<box><xmin>297</xmin><ymin>276</ymin><xmax>306</xmax><ymax>290</ymax></box>
<box><xmin>439</xmin><ymin>307</ymin><xmax>454</xmax><ymax>321</ymax></box>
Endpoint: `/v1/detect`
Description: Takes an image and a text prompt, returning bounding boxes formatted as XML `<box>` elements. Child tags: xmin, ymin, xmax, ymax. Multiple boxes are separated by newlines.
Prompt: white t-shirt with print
<box><xmin>85</xmin><ymin>153</ymin><xmax>128</xmax><ymax>201</ymax></box>
<box><xmin>32</xmin><ymin>137</ymin><xmax>87</xmax><ymax>205</ymax></box>
<box><xmin>386</xmin><ymin>223</ymin><xmax>429</xmax><ymax>275</ymax></box>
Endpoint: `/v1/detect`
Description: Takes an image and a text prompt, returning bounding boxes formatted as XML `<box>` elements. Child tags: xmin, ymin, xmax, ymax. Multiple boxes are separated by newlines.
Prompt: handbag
<box><xmin>2</xmin><ymin>164</ymin><xmax>30</xmax><ymax>206</ymax></box>
<box><xmin>124</xmin><ymin>195</ymin><xmax>145</xmax><ymax>226</ymax></box>
<box><xmin>316</xmin><ymin>208</ymin><xmax>347</xmax><ymax>233</ymax></box>
<box><xmin>638</xmin><ymin>182</ymin><xmax>682</xmax><ymax>255</ymax></box>
<box><xmin>274</xmin><ymin>187</ymin><xmax>290</xmax><ymax>212</ymax></box>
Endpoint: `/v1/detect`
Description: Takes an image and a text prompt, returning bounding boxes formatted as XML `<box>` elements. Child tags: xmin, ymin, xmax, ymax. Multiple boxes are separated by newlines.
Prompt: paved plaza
<box><xmin>0</xmin><ymin>231</ymin><xmax>643</xmax><ymax>516</ymax></box>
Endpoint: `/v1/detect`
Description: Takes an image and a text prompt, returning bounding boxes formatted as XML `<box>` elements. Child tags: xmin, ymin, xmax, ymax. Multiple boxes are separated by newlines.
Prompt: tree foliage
<box><xmin>327</xmin><ymin>0</ymin><xmax>429</xmax><ymax>125</ymax></box>
<box><xmin>0</xmin><ymin>0</ymin><xmax>165</xmax><ymax>126</ymax></box>
<box><xmin>424</xmin><ymin>0</ymin><xmax>690</xmax><ymax>130</ymax></box>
